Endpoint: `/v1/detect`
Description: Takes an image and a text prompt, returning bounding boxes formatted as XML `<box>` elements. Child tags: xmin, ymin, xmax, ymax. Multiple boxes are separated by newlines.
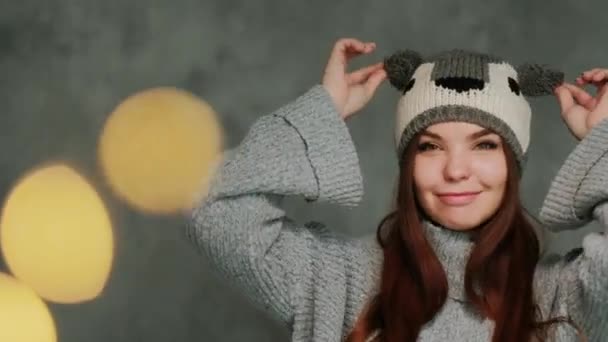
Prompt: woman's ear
<box><xmin>515</xmin><ymin>63</ymin><xmax>564</xmax><ymax>96</ymax></box>
<box><xmin>384</xmin><ymin>50</ymin><xmax>423</xmax><ymax>92</ymax></box>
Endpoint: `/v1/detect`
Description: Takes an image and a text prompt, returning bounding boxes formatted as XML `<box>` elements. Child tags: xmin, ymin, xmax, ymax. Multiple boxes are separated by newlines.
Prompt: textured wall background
<box><xmin>0</xmin><ymin>1</ymin><xmax>606</xmax><ymax>341</ymax></box>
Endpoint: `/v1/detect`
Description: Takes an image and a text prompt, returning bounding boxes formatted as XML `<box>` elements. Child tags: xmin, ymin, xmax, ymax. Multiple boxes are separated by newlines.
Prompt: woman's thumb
<box><xmin>364</xmin><ymin>69</ymin><xmax>387</xmax><ymax>94</ymax></box>
<box><xmin>554</xmin><ymin>85</ymin><xmax>575</xmax><ymax>113</ymax></box>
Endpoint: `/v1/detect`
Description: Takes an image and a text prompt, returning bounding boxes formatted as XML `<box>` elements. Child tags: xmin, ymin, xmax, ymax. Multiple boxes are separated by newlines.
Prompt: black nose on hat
<box><xmin>435</xmin><ymin>77</ymin><xmax>485</xmax><ymax>93</ymax></box>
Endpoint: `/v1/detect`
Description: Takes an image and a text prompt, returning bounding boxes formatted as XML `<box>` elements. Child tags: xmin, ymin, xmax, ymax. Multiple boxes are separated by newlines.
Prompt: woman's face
<box><xmin>413</xmin><ymin>122</ymin><xmax>507</xmax><ymax>231</ymax></box>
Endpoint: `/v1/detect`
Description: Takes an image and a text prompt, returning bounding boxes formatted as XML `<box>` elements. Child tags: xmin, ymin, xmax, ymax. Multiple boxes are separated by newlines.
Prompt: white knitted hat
<box><xmin>384</xmin><ymin>49</ymin><xmax>563</xmax><ymax>172</ymax></box>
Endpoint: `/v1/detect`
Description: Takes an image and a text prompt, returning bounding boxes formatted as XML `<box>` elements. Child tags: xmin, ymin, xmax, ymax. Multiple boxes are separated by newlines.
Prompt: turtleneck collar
<box><xmin>421</xmin><ymin>219</ymin><xmax>475</xmax><ymax>302</ymax></box>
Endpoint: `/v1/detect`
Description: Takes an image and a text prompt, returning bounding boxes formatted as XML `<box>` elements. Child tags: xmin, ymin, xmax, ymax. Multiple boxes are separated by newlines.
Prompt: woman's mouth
<box><xmin>436</xmin><ymin>191</ymin><xmax>482</xmax><ymax>206</ymax></box>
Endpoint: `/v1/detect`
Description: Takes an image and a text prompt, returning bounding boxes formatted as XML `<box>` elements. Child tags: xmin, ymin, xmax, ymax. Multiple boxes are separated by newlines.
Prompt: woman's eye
<box><xmin>417</xmin><ymin>142</ymin><xmax>439</xmax><ymax>152</ymax></box>
<box><xmin>476</xmin><ymin>141</ymin><xmax>499</xmax><ymax>150</ymax></box>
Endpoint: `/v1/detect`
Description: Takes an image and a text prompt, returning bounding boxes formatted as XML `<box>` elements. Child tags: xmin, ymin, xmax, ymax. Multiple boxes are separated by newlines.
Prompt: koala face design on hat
<box><xmin>384</xmin><ymin>49</ymin><xmax>563</xmax><ymax>170</ymax></box>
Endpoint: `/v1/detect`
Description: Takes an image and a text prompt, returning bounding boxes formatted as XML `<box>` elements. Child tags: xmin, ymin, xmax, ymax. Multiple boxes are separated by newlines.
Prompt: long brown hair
<box><xmin>346</xmin><ymin>132</ymin><xmax>584</xmax><ymax>342</ymax></box>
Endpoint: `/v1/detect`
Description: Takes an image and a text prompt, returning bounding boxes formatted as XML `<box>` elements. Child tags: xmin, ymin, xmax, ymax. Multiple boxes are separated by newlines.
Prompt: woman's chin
<box><xmin>429</xmin><ymin>202</ymin><xmax>494</xmax><ymax>231</ymax></box>
<box><xmin>434</xmin><ymin>214</ymin><xmax>482</xmax><ymax>231</ymax></box>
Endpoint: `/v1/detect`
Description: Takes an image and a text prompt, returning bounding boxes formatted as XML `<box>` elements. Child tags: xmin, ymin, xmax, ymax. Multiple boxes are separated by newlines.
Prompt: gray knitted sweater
<box><xmin>188</xmin><ymin>85</ymin><xmax>608</xmax><ymax>341</ymax></box>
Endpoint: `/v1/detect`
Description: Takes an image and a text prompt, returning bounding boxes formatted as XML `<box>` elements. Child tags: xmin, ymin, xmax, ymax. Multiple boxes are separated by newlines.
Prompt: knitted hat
<box><xmin>384</xmin><ymin>49</ymin><xmax>563</xmax><ymax>172</ymax></box>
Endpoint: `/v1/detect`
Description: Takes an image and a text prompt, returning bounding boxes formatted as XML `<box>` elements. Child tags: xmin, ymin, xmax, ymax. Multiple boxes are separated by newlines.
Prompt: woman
<box><xmin>187</xmin><ymin>38</ymin><xmax>608</xmax><ymax>341</ymax></box>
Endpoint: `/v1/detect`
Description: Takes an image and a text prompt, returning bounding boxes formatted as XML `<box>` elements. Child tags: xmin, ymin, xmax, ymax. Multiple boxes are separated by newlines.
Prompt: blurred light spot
<box><xmin>1</xmin><ymin>164</ymin><xmax>114</xmax><ymax>304</ymax></box>
<box><xmin>98</xmin><ymin>87</ymin><xmax>223</xmax><ymax>214</ymax></box>
<box><xmin>0</xmin><ymin>272</ymin><xmax>56</xmax><ymax>342</ymax></box>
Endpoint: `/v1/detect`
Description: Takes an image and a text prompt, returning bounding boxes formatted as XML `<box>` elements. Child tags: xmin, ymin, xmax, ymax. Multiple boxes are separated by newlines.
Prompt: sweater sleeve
<box><xmin>186</xmin><ymin>85</ymin><xmax>364</xmax><ymax>326</ymax></box>
<box><xmin>539</xmin><ymin>118</ymin><xmax>608</xmax><ymax>340</ymax></box>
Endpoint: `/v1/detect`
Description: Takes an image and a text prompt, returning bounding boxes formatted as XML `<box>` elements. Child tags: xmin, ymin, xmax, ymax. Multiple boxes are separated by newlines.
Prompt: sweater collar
<box><xmin>422</xmin><ymin>219</ymin><xmax>475</xmax><ymax>302</ymax></box>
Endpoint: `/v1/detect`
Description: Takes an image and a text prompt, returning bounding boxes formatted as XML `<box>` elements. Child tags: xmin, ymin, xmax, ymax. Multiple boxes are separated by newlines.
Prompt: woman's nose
<box><xmin>443</xmin><ymin>152</ymin><xmax>471</xmax><ymax>182</ymax></box>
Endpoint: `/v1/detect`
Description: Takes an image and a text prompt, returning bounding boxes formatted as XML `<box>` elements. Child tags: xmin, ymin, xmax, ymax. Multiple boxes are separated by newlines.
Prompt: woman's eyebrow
<box><xmin>420</xmin><ymin>131</ymin><xmax>442</xmax><ymax>139</ymax></box>
<box><xmin>420</xmin><ymin>128</ymin><xmax>494</xmax><ymax>140</ymax></box>
<box><xmin>469</xmin><ymin>128</ymin><xmax>493</xmax><ymax>139</ymax></box>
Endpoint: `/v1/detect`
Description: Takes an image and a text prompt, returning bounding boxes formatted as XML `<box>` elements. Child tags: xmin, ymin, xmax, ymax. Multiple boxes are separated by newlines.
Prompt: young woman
<box><xmin>187</xmin><ymin>38</ymin><xmax>608</xmax><ymax>341</ymax></box>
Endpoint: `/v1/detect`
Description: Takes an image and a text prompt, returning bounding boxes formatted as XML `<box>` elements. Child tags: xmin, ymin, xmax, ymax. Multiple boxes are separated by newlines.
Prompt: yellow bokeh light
<box><xmin>0</xmin><ymin>273</ymin><xmax>56</xmax><ymax>342</ymax></box>
<box><xmin>0</xmin><ymin>164</ymin><xmax>114</xmax><ymax>304</ymax></box>
<box><xmin>98</xmin><ymin>87</ymin><xmax>223</xmax><ymax>214</ymax></box>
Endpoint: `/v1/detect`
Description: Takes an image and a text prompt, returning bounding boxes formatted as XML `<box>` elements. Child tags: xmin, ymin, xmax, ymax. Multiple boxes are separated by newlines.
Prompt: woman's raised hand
<box><xmin>321</xmin><ymin>38</ymin><xmax>387</xmax><ymax>121</ymax></box>
<box><xmin>555</xmin><ymin>68</ymin><xmax>608</xmax><ymax>140</ymax></box>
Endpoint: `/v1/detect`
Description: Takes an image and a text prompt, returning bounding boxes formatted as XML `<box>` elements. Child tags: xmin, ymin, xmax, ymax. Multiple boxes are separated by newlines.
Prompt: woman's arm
<box><xmin>188</xmin><ymin>84</ymin><xmax>363</xmax><ymax>325</ymax></box>
<box><xmin>538</xmin><ymin>68</ymin><xmax>608</xmax><ymax>340</ymax></box>
<box><xmin>187</xmin><ymin>38</ymin><xmax>386</xmax><ymax>326</ymax></box>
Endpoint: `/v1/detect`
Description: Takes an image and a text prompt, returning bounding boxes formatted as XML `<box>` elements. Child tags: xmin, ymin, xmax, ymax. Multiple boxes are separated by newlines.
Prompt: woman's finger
<box><xmin>591</xmin><ymin>69</ymin><xmax>608</xmax><ymax>82</ymax></box>
<box><xmin>598</xmin><ymin>81</ymin><xmax>608</xmax><ymax>97</ymax></box>
<box><xmin>325</xmin><ymin>39</ymin><xmax>375</xmax><ymax>76</ymax></box>
<box><xmin>364</xmin><ymin>69</ymin><xmax>387</xmax><ymax>94</ymax></box>
<box><xmin>325</xmin><ymin>39</ymin><xmax>364</xmax><ymax>75</ymax></box>
<box><xmin>337</xmin><ymin>38</ymin><xmax>367</xmax><ymax>50</ymax></box>
<box><xmin>580</xmin><ymin>68</ymin><xmax>606</xmax><ymax>82</ymax></box>
<box><xmin>577</xmin><ymin>77</ymin><xmax>607</xmax><ymax>91</ymax></box>
<box><xmin>343</xmin><ymin>41</ymin><xmax>376</xmax><ymax>62</ymax></box>
<box><xmin>555</xmin><ymin>85</ymin><xmax>576</xmax><ymax>113</ymax></box>
<box><xmin>578</xmin><ymin>69</ymin><xmax>608</xmax><ymax>89</ymax></box>
<box><xmin>594</xmin><ymin>81</ymin><xmax>608</xmax><ymax>115</ymax></box>
<box><xmin>581</xmin><ymin>68</ymin><xmax>604</xmax><ymax>80</ymax></box>
<box><xmin>347</xmin><ymin>62</ymin><xmax>384</xmax><ymax>84</ymax></box>
<box><xmin>334</xmin><ymin>39</ymin><xmax>373</xmax><ymax>65</ymax></box>
<box><xmin>562</xmin><ymin>83</ymin><xmax>597</xmax><ymax>110</ymax></box>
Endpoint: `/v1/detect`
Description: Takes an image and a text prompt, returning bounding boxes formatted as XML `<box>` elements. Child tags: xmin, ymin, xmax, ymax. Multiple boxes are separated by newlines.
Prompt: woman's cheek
<box><xmin>473</xmin><ymin>154</ymin><xmax>507</xmax><ymax>186</ymax></box>
<box><xmin>414</xmin><ymin>158</ymin><xmax>443</xmax><ymax>189</ymax></box>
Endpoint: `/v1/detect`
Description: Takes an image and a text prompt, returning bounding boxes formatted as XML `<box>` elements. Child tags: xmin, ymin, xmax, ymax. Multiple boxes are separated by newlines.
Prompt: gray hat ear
<box><xmin>384</xmin><ymin>50</ymin><xmax>423</xmax><ymax>92</ymax></box>
<box><xmin>515</xmin><ymin>63</ymin><xmax>564</xmax><ymax>96</ymax></box>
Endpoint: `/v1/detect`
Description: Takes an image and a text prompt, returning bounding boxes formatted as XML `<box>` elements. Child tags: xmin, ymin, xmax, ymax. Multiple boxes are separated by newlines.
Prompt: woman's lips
<box><xmin>436</xmin><ymin>191</ymin><xmax>482</xmax><ymax>206</ymax></box>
